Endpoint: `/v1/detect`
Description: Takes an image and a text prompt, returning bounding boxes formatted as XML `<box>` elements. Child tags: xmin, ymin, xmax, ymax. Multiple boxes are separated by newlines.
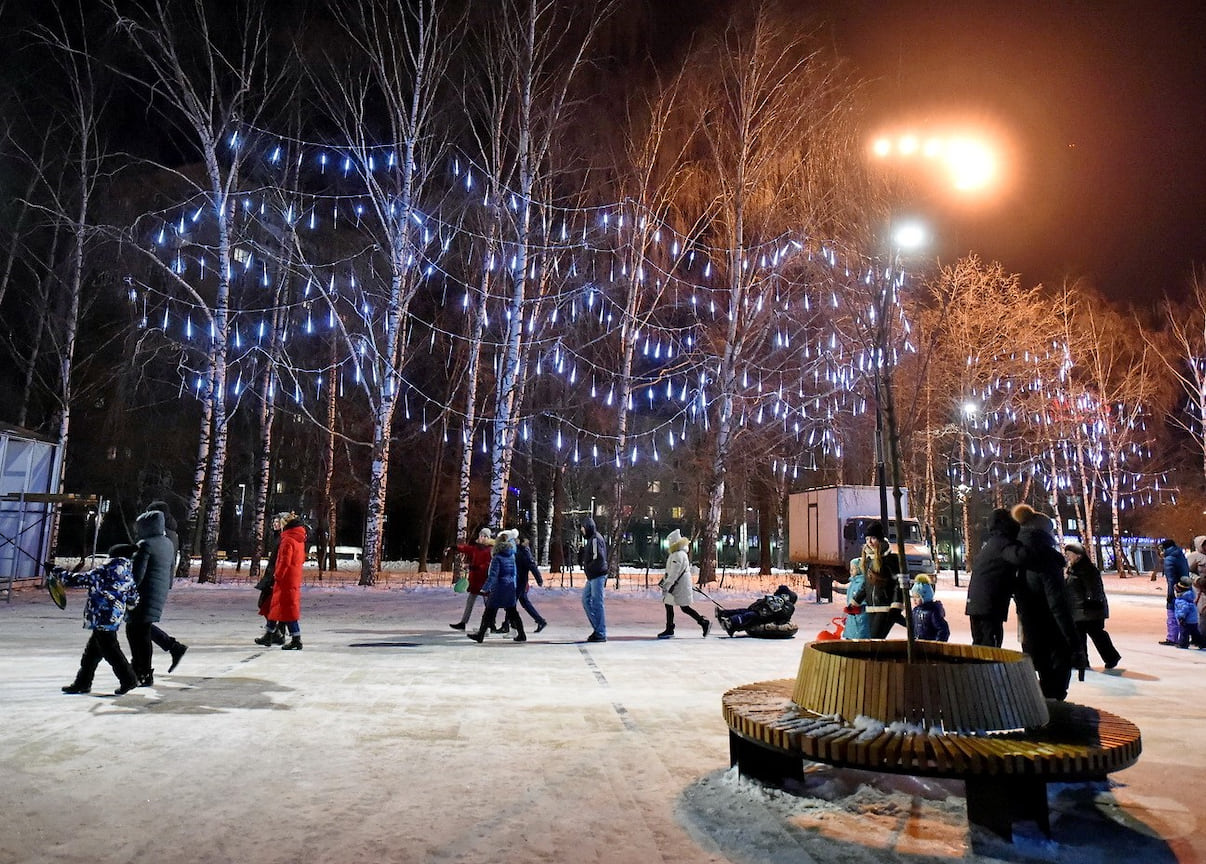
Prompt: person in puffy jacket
<box><xmin>448</xmin><ymin>527</ymin><xmax>495</xmax><ymax>630</ymax></box>
<box><xmin>1174</xmin><ymin>579</ymin><xmax>1206</xmax><ymax>648</ymax></box>
<box><xmin>1063</xmin><ymin>541</ymin><xmax>1121</xmax><ymax>669</ymax></box>
<box><xmin>469</xmin><ymin>531</ymin><xmax>525</xmax><ymax>643</ymax></box>
<box><xmin>656</xmin><ymin>529</ymin><xmax>709</xmax><ymax>639</ymax></box>
<box><xmin>58</xmin><ymin>544</ymin><xmax>141</xmax><ymax>695</ymax></box>
<box><xmin>909</xmin><ymin>574</ymin><xmax>950</xmax><ymax>642</ymax></box>
<box><xmin>966</xmin><ymin>508</ymin><xmax>1022</xmax><ymax>647</ymax></box>
<box><xmin>127</xmin><ymin>509</ymin><xmax>188</xmax><ymax>686</ymax></box>
<box><xmin>261</xmin><ymin>515</ymin><xmax>307</xmax><ymax>650</ymax></box>
<box><xmin>1011</xmin><ymin>504</ymin><xmax>1084</xmax><ymax>700</ymax></box>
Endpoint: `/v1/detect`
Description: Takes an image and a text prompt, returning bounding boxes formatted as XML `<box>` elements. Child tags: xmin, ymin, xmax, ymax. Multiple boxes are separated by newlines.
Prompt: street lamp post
<box><xmin>948</xmin><ymin>455</ymin><xmax>960</xmax><ymax>587</ymax></box>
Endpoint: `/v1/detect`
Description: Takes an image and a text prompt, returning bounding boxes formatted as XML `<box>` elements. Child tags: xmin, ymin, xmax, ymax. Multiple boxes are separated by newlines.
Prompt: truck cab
<box><xmin>843</xmin><ymin>517</ymin><xmax>937</xmax><ymax>579</ymax></box>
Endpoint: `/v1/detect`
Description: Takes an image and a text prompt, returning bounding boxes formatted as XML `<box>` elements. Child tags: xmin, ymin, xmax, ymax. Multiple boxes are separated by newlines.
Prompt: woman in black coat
<box><xmin>851</xmin><ymin>523</ymin><xmax>906</xmax><ymax>639</ymax></box>
<box><xmin>1011</xmin><ymin>504</ymin><xmax>1085</xmax><ymax>700</ymax></box>
<box><xmin>966</xmin><ymin>508</ymin><xmax>1022</xmax><ymax>647</ymax></box>
<box><xmin>126</xmin><ymin>509</ymin><xmax>188</xmax><ymax>686</ymax></box>
<box><xmin>1063</xmin><ymin>541</ymin><xmax>1121</xmax><ymax>670</ymax></box>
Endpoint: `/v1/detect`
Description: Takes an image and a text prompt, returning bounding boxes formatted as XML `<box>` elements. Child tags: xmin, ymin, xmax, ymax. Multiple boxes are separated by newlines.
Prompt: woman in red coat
<box><xmin>449</xmin><ymin>528</ymin><xmax>494</xmax><ymax>630</ymax></box>
<box><xmin>264</xmin><ymin>515</ymin><xmax>307</xmax><ymax>650</ymax></box>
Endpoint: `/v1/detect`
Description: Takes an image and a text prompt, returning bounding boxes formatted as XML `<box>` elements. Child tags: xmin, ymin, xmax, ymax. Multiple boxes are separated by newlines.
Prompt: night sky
<box><xmin>810</xmin><ymin>0</ymin><xmax>1206</xmax><ymax>303</ymax></box>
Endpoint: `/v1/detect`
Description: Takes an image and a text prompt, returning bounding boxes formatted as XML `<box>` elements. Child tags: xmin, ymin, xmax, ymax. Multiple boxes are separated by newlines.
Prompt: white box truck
<box><xmin>787</xmin><ymin>485</ymin><xmax>936</xmax><ymax>598</ymax></box>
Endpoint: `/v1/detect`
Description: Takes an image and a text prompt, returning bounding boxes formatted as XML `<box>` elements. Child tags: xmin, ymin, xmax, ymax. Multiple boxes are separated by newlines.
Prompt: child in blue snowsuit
<box><xmin>1174</xmin><ymin>579</ymin><xmax>1205</xmax><ymax>648</ymax></box>
<box><xmin>57</xmin><ymin>544</ymin><xmax>141</xmax><ymax>695</ymax></box>
<box><xmin>910</xmin><ymin>574</ymin><xmax>951</xmax><ymax>642</ymax></box>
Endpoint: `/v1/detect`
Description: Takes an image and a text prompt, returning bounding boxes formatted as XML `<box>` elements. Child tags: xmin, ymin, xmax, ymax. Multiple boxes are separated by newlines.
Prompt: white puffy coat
<box><xmin>659</xmin><ymin>542</ymin><xmax>694</xmax><ymax>606</ymax></box>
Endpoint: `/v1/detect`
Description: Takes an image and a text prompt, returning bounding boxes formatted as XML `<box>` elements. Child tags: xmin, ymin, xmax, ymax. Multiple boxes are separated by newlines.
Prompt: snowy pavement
<box><xmin>1</xmin><ymin>576</ymin><xmax>1202</xmax><ymax>864</ymax></box>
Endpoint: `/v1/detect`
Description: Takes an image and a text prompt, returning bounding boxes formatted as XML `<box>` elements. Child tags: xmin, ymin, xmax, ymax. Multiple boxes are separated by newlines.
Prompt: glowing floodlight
<box><xmin>892</xmin><ymin>220</ymin><xmax>928</xmax><ymax>252</ymax></box>
<box><xmin>872</xmin><ymin>137</ymin><xmax>892</xmax><ymax>157</ymax></box>
<box><xmin>898</xmin><ymin>134</ymin><xmax>920</xmax><ymax>156</ymax></box>
<box><xmin>946</xmin><ymin>138</ymin><xmax>996</xmax><ymax>190</ymax></box>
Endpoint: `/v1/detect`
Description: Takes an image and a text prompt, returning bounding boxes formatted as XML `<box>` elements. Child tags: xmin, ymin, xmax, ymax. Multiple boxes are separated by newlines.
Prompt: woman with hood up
<box><xmin>261</xmin><ymin>514</ymin><xmax>307</xmax><ymax>650</ymax></box>
<box><xmin>966</xmin><ymin>508</ymin><xmax>1023</xmax><ymax>648</ymax></box>
<box><xmin>1011</xmin><ymin>504</ymin><xmax>1084</xmax><ymax>700</ymax></box>
<box><xmin>127</xmin><ymin>508</ymin><xmax>188</xmax><ymax>686</ymax></box>
<box><xmin>656</xmin><ymin>530</ymin><xmax>709</xmax><ymax>639</ymax></box>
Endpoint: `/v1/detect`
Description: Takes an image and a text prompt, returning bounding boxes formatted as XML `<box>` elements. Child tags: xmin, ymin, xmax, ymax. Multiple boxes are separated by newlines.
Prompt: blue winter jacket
<box><xmin>482</xmin><ymin>539</ymin><xmax>518</xmax><ymax>607</ymax></box>
<box><xmin>1175</xmin><ymin>588</ymin><xmax>1199</xmax><ymax>625</ymax></box>
<box><xmin>58</xmin><ymin>557</ymin><xmax>139</xmax><ymax>631</ymax></box>
<box><xmin>842</xmin><ymin>568</ymin><xmax>871</xmax><ymax>639</ymax></box>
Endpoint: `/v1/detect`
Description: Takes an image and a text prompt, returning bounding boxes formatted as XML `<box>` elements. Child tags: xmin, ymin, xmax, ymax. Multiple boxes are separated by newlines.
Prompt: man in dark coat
<box><xmin>1010</xmin><ymin>504</ymin><xmax>1085</xmax><ymax>700</ymax></box>
<box><xmin>966</xmin><ymin>508</ymin><xmax>1022</xmax><ymax>647</ymax></box>
<box><xmin>126</xmin><ymin>509</ymin><xmax>187</xmax><ymax>686</ymax></box>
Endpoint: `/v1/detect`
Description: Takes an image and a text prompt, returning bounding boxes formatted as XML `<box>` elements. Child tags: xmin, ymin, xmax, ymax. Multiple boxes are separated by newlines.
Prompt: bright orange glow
<box><xmin>867</xmin><ymin>122</ymin><xmax>1010</xmax><ymax>200</ymax></box>
<box><xmin>945</xmin><ymin>138</ymin><xmax>997</xmax><ymax>190</ymax></box>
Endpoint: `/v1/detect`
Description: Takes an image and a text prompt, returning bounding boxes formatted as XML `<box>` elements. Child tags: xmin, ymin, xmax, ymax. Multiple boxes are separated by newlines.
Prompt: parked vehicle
<box><xmin>787</xmin><ymin>485</ymin><xmax>936</xmax><ymax>588</ymax></box>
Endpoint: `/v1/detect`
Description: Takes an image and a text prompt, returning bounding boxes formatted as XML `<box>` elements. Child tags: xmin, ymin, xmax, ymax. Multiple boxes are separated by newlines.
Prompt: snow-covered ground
<box><xmin>1</xmin><ymin>571</ymin><xmax>1200</xmax><ymax>864</ymax></box>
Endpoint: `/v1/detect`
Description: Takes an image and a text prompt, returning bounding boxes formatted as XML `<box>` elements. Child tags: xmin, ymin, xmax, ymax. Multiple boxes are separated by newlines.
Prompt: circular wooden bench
<box><xmin>723</xmin><ymin>669</ymin><xmax>1142</xmax><ymax>839</ymax></box>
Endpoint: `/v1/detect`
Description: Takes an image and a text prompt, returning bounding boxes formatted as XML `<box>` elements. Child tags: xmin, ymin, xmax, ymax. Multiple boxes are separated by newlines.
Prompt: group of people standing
<box><xmin>964</xmin><ymin>504</ymin><xmax>1120</xmax><ymax>700</ymax></box>
<box><xmin>836</xmin><ymin>503</ymin><xmax>1122</xmax><ymax>703</ymax></box>
<box><xmin>1158</xmin><ymin>536</ymin><xmax>1206</xmax><ymax>649</ymax></box>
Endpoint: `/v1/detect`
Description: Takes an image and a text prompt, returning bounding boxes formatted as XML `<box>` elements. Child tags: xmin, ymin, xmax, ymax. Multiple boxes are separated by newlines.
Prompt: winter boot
<box><xmin>115</xmin><ymin>675</ymin><xmax>139</xmax><ymax>695</ymax></box>
<box><xmin>137</xmin><ymin>670</ymin><xmax>154</xmax><ymax>687</ymax></box>
<box><xmin>468</xmin><ymin>625</ymin><xmax>486</xmax><ymax>643</ymax></box>
<box><xmin>701</xmin><ymin>619</ymin><xmax>710</xmax><ymax>638</ymax></box>
<box><xmin>281</xmin><ymin>636</ymin><xmax>303</xmax><ymax>650</ymax></box>
<box><xmin>61</xmin><ymin>677</ymin><xmax>91</xmax><ymax>694</ymax></box>
<box><xmin>656</xmin><ymin>628</ymin><xmax>675</xmax><ymax>639</ymax></box>
<box><xmin>254</xmin><ymin>630</ymin><xmax>277</xmax><ymax>646</ymax></box>
<box><xmin>512</xmin><ymin>614</ymin><xmax>527</xmax><ymax>643</ymax></box>
<box><xmin>168</xmin><ymin>642</ymin><xmax>188</xmax><ymax>672</ymax></box>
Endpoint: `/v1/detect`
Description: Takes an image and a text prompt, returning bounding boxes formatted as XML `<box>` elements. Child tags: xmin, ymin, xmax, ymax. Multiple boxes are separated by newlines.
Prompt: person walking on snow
<box><xmin>448</xmin><ymin>528</ymin><xmax>495</xmax><ymax>630</ymax></box>
<box><xmin>1063</xmin><ymin>540</ymin><xmax>1122</xmax><ymax>669</ymax></box>
<box><xmin>656</xmin><ymin>529</ymin><xmax>709</xmax><ymax>639</ymax></box>
<box><xmin>257</xmin><ymin>514</ymin><xmax>306</xmax><ymax>650</ymax></box>
<box><xmin>57</xmin><ymin>544</ymin><xmax>141</xmax><ymax>695</ymax></box>
<box><xmin>1158</xmin><ymin>538</ymin><xmax>1190</xmax><ymax>646</ymax></box>
<box><xmin>514</xmin><ymin>534</ymin><xmax>547</xmax><ymax>634</ymax></box>
<box><xmin>126</xmin><ymin>508</ymin><xmax>188</xmax><ymax>686</ymax></box>
<box><xmin>468</xmin><ymin>530</ymin><xmax>525</xmax><ymax>643</ymax></box>
<box><xmin>578</xmin><ymin>517</ymin><xmax>608</xmax><ymax>642</ymax></box>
